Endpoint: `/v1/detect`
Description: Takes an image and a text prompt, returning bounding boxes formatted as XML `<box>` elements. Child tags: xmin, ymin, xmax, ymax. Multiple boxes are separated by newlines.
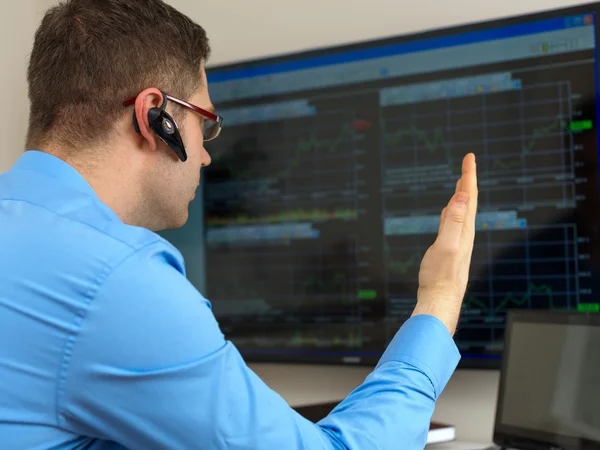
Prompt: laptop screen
<box><xmin>495</xmin><ymin>312</ymin><xmax>600</xmax><ymax>450</ymax></box>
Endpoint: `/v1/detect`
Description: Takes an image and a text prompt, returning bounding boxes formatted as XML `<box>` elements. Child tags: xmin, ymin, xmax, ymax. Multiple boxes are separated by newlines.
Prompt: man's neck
<box><xmin>45</xmin><ymin>147</ymin><xmax>144</xmax><ymax>227</ymax></box>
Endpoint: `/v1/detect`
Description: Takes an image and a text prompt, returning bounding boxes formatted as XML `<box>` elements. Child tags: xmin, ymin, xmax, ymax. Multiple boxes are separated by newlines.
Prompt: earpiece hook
<box><xmin>132</xmin><ymin>90</ymin><xmax>188</xmax><ymax>162</ymax></box>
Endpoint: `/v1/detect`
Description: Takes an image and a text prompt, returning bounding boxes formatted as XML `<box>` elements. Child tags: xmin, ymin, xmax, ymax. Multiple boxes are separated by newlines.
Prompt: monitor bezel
<box><xmin>205</xmin><ymin>2</ymin><xmax>600</xmax><ymax>81</ymax></box>
<box><xmin>203</xmin><ymin>2</ymin><xmax>600</xmax><ymax>369</ymax></box>
<box><xmin>493</xmin><ymin>309</ymin><xmax>600</xmax><ymax>450</ymax></box>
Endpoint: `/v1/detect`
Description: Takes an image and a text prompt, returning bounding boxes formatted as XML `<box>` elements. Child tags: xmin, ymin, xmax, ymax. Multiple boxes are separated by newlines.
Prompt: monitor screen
<box><xmin>495</xmin><ymin>311</ymin><xmax>600</xmax><ymax>449</ymax></box>
<box><xmin>167</xmin><ymin>3</ymin><xmax>600</xmax><ymax>367</ymax></box>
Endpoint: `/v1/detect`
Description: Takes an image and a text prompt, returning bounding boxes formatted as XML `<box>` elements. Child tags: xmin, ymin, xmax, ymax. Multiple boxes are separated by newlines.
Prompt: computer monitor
<box><xmin>165</xmin><ymin>3</ymin><xmax>600</xmax><ymax>368</ymax></box>
<box><xmin>494</xmin><ymin>310</ymin><xmax>600</xmax><ymax>450</ymax></box>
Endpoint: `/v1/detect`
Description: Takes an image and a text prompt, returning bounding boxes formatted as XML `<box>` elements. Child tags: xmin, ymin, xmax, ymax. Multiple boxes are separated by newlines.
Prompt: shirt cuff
<box><xmin>377</xmin><ymin>315</ymin><xmax>461</xmax><ymax>397</ymax></box>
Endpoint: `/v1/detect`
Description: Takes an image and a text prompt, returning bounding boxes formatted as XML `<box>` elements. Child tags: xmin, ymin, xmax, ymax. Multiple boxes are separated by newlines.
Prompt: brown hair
<box><xmin>26</xmin><ymin>0</ymin><xmax>211</xmax><ymax>150</ymax></box>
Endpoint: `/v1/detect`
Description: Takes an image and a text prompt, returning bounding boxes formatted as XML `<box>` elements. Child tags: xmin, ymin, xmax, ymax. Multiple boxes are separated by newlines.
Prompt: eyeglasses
<box><xmin>123</xmin><ymin>92</ymin><xmax>223</xmax><ymax>142</ymax></box>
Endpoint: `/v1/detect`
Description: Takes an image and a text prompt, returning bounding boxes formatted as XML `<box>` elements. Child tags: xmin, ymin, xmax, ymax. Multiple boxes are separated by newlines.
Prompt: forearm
<box><xmin>317</xmin><ymin>315</ymin><xmax>461</xmax><ymax>450</ymax></box>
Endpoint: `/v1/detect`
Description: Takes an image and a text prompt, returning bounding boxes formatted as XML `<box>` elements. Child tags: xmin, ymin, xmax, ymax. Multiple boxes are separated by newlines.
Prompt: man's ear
<box><xmin>133</xmin><ymin>88</ymin><xmax>164</xmax><ymax>151</ymax></box>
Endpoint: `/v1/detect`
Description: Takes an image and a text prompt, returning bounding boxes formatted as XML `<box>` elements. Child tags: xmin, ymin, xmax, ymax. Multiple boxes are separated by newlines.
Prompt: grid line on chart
<box><xmin>380</xmin><ymin>97</ymin><xmax>568</xmax><ymax>120</ymax></box>
<box><xmin>382</xmin><ymin>149</ymin><xmax>572</xmax><ymax>168</ymax></box>
<box><xmin>469</xmin><ymin>274</ymin><xmax>579</xmax><ymax>281</ymax></box>
<box><xmin>384</xmin><ymin>224</ymin><xmax>580</xmax><ymax>314</ymax></box>
<box><xmin>381</xmin><ymin>131</ymin><xmax>567</xmax><ymax>154</ymax></box>
<box><xmin>520</xmin><ymin>85</ymin><xmax>531</xmax><ymax>312</ymax></box>
<box><xmin>240</xmin><ymin>187</ymin><xmax>357</xmax><ymax>199</ymax></box>
<box><xmin>382</xmin><ymin>114</ymin><xmax>564</xmax><ymax>134</ymax></box>
<box><xmin>482</xmin><ymin>94</ymin><xmax>495</xmax><ymax>328</ymax></box>
<box><xmin>235</xmin><ymin>152</ymin><xmax>361</xmax><ymax>163</ymax></box>
<box><xmin>382</xmin><ymin>180</ymin><xmax>575</xmax><ymax>196</ymax></box>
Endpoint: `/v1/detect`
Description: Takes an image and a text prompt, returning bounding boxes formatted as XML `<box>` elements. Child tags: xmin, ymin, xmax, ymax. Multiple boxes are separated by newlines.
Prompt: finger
<box><xmin>440</xmin><ymin>179</ymin><xmax>459</xmax><ymax>236</ymax></box>
<box><xmin>441</xmin><ymin>176</ymin><xmax>461</xmax><ymax>234</ymax></box>
<box><xmin>462</xmin><ymin>153</ymin><xmax>477</xmax><ymax>201</ymax></box>
<box><xmin>461</xmin><ymin>153</ymin><xmax>478</xmax><ymax>225</ymax></box>
<box><xmin>436</xmin><ymin>192</ymin><xmax>469</xmax><ymax>252</ymax></box>
<box><xmin>438</xmin><ymin>207</ymin><xmax>447</xmax><ymax>234</ymax></box>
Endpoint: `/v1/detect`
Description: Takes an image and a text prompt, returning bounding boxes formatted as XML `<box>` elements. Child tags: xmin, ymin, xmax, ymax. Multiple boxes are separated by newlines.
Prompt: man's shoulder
<box><xmin>0</xmin><ymin>167</ymin><xmax>184</xmax><ymax>275</ymax></box>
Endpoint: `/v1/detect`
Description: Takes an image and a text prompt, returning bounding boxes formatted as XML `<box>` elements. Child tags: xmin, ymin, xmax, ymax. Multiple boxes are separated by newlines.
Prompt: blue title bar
<box><xmin>207</xmin><ymin>13</ymin><xmax>595</xmax><ymax>83</ymax></box>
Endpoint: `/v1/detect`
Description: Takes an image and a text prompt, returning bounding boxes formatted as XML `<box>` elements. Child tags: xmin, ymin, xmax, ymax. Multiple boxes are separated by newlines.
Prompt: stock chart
<box><xmin>197</xmin><ymin>9</ymin><xmax>600</xmax><ymax>365</ymax></box>
<box><xmin>379</xmin><ymin>67</ymin><xmax>596</xmax><ymax>353</ymax></box>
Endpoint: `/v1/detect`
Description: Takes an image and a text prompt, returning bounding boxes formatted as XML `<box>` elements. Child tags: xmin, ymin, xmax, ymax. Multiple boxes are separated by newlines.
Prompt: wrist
<box><xmin>412</xmin><ymin>293</ymin><xmax>461</xmax><ymax>336</ymax></box>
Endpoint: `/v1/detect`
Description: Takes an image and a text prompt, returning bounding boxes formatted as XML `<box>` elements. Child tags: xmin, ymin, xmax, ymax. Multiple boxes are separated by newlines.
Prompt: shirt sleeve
<box><xmin>59</xmin><ymin>241</ymin><xmax>461</xmax><ymax>450</ymax></box>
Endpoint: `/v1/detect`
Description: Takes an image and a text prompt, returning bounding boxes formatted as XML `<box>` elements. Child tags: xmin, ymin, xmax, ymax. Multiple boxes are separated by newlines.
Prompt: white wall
<box><xmin>2</xmin><ymin>0</ymin><xmax>592</xmax><ymax>443</ymax></box>
<box><xmin>0</xmin><ymin>0</ymin><xmax>55</xmax><ymax>171</ymax></box>
<box><xmin>174</xmin><ymin>0</ymin><xmax>594</xmax><ymax>67</ymax></box>
<box><xmin>0</xmin><ymin>2</ymin><xmax>33</xmax><ymax>170</ymax></box>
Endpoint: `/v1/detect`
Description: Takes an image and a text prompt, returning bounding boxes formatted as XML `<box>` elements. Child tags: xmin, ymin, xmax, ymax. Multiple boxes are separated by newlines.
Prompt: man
<box><xmin>0</xmin><ymin>0</ymin><xmax>478</xmax><ymax>449</ymax></box>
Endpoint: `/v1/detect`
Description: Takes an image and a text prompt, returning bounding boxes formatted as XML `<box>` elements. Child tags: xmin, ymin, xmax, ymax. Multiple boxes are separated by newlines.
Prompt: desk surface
<box><xmin>292</xmin><ymin>399</ymin><xmax>497</xmax><ymax>450</ymax></box>
<box><xmin>428</xmin><ymin>442</ymin><xmax>492</xmax><ymax>450</ymax></box>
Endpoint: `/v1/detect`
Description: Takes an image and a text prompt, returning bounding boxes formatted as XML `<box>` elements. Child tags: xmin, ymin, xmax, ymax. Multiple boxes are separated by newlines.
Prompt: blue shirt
<box><xmin>0</xmin><ymin>150</ymin><xmax>461</xmax><ymax>450</ymax></box>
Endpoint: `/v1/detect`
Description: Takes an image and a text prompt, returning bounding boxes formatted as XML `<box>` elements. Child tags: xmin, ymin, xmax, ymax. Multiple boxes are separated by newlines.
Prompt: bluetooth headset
<box><xmin>131</xmin><ymin>91</ymin><xmax>188</xmax><ymax>162</ymax></box>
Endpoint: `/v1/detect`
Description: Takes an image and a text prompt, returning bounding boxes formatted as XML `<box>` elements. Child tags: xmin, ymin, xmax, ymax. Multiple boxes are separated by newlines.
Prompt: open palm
<box><xmin>413</xmin><ymin>153</ymin><xmax>478</xmax><ymax>335</ymax></box>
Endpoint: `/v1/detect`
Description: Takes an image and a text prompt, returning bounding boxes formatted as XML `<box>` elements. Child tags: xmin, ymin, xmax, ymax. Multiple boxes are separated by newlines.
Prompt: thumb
<box><xmin>436</xmin><ymin>192</ymin><xmax>469</xmax><ymax>251</ymax></box>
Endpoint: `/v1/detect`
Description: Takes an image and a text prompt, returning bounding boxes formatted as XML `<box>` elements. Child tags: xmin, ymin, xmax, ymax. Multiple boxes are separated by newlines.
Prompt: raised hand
<box><xmin>412</xmin><ymin>153</ymin><xmax>478</xmax><ymax>336</ymax></box>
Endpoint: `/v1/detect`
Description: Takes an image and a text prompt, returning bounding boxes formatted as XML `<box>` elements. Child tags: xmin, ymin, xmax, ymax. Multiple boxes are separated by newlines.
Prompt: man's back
<box><xmin>0</xmin><ymin>151</ymin><xmax>467</xmax><ymax>450</ymax></box>
<box><xmin>0</xmin><ymin>151</ymin><xmax>165</xmax><ymax>449</ymax></box>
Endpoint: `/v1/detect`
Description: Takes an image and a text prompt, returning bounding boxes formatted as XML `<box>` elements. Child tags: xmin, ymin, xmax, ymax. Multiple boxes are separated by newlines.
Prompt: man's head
<box><xmin>26</xmin><ymin>0</ymin><xmax>216</xmax><ymax>231</ymax></box>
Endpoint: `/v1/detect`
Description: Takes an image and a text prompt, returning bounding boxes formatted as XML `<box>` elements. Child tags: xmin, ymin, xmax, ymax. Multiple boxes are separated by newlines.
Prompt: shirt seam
<box><xmin>0</xmin><ymin>197</ymin><xmax>135</xmax><ymax>249</ymax></box>
<box><xmin>7</xmin><ymin>167</ymin><xmax>97</xmax><ymax>198</ymax></box>
<box><xmin>54</xmin><ymin>240</ymin><xmax>162</xmax><ymax>429</ymax></box>
<box><xmin>376</xmin><ymin>315</ymin><xmax>459</xmax><ymax>397</ymax></box>
<box><xmin>377</xmin><ymin>356</ymin><xmax>440</xmax><ymax>398</ymax></box>
<box><xmin>0</xmin><ymin>197</ymin><xmax>182</xmax><ymax>260</ymax></box>
<box><xmin>410</xmin><ymin>314</ymin><xmax>452</xmax><ymax>334</ymax></box>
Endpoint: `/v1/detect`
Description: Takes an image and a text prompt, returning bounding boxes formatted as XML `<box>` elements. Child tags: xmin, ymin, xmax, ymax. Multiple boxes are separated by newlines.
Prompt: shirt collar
<box><xmin>12</xmin><ymin>150</ymin><xmax>122</xmax><ymax>223</ymax></box>
<box><xmin>12</xmin><ymin>150</ymin><xmax>100</xmax><ymax>199</ymax></box>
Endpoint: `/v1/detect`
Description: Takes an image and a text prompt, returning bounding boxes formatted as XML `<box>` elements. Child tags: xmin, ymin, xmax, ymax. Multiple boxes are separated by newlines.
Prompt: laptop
<box><xmin>491</xmin><ymin>310</ymin><xmax>600</xmax><ymax>450</ymax></box>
